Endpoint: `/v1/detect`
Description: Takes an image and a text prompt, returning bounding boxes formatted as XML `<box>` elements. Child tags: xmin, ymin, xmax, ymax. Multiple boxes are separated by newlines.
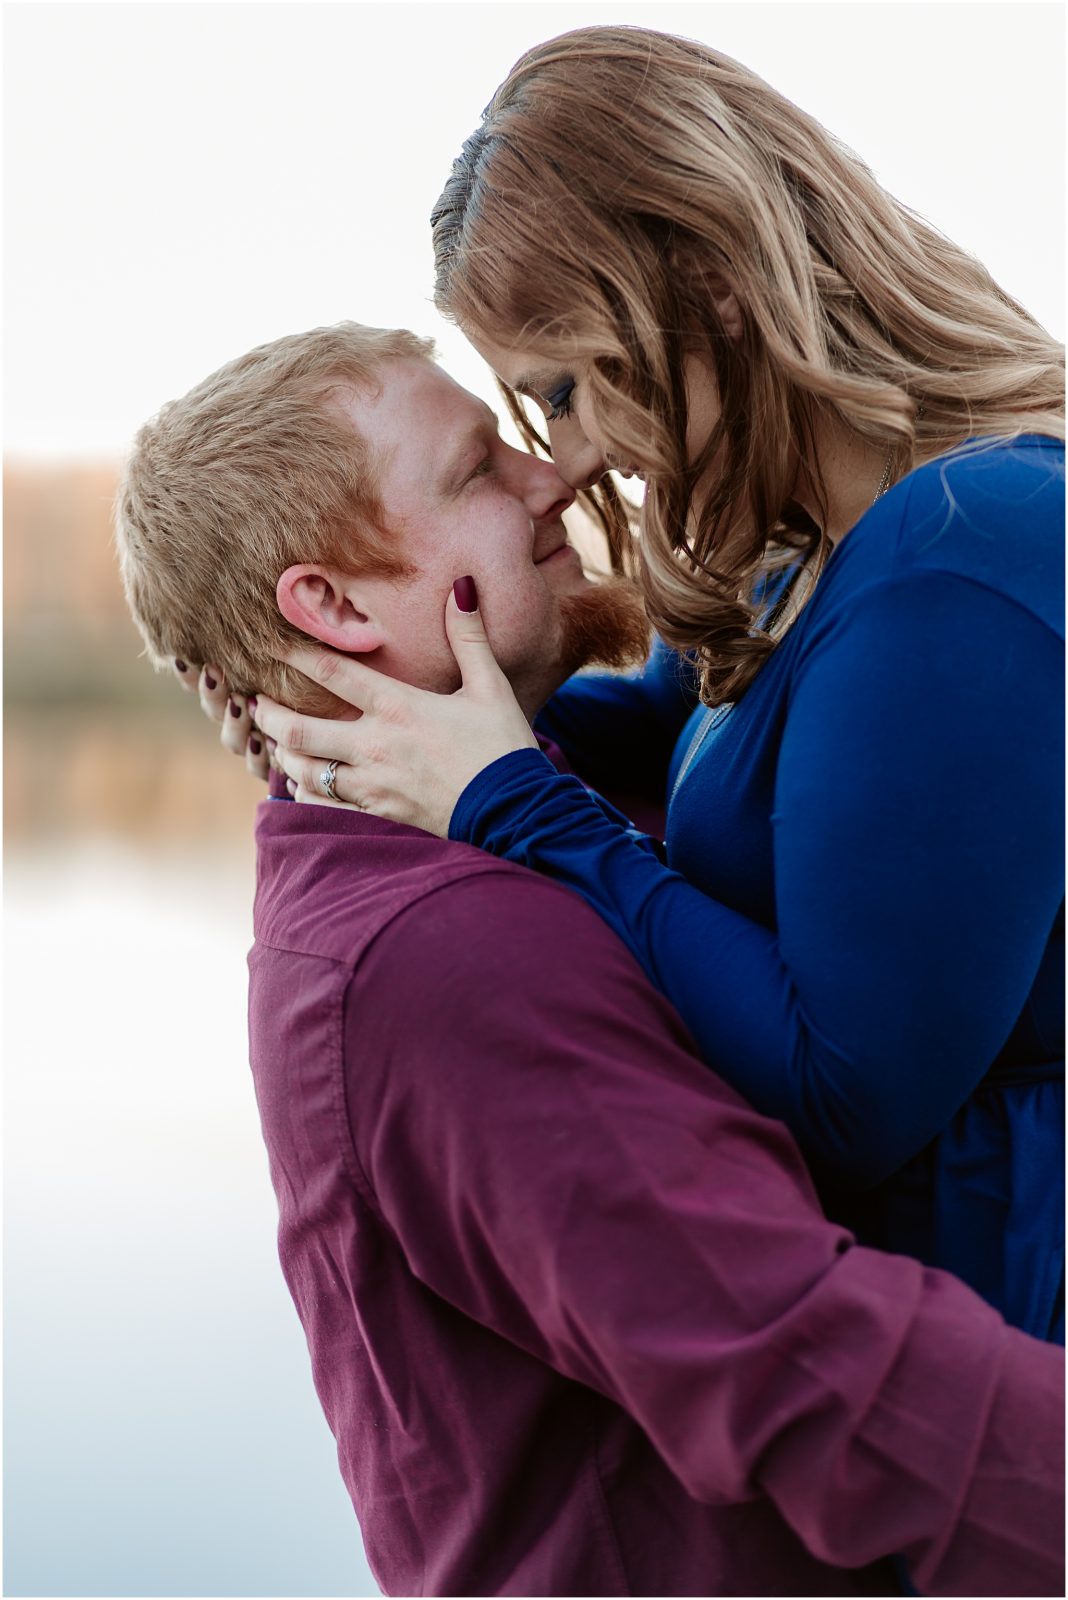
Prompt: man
<box><xmin>117</xmin><ymin>323</ymin><xmax>1063</xmax><ymax>1598</ymax></box>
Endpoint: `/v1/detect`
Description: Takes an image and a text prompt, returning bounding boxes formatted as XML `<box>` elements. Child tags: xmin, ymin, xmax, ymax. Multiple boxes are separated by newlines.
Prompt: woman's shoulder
<box><xmin>823</xmin><ymin>434</ymin><xmax>1064</xmax><ymax>638</ymax></box>
<box><xmin>904</xmin><ymin>432</ymin><xmax>1064</xmax><ymax>527</ymax></box>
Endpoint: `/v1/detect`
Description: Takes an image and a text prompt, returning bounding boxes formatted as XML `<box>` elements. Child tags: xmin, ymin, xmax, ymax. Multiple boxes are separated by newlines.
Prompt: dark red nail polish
<box><xmin>204</xmin><ymin>673</ymin><xmax>217</xmax><ymax>690</ymax></box>
<box><xmin>175</xmin><ymin>659</ymin><xmax>188</xmax><ymax>673</ymax></box>
<box><xmin>453</xmin><ymin>575</ymin><xmax>478</xmax><ymax>613</ymax></box>
<box><xmin>248</xmin><ymin>696</ymin><xmax>258</xmax><ymax>715</ymax></box>
<box><xmin>229</xmin><ymin>699</ymin><xmax>241</xmax><ymax>718</ymax></box>
<box><xmin>249</xmin><ymin>737</ymin><xmax>262</xmax><ymax>756</ymax></box>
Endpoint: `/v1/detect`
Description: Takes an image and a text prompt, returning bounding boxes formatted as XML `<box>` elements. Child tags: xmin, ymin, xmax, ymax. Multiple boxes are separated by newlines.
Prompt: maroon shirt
<box><xmin>248</xmin><ymin>796</ymin><xmax>1063</xmax><ymax>1597</ymax></box>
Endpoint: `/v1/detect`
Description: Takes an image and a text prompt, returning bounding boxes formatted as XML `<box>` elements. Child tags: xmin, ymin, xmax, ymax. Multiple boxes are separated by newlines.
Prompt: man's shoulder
<box><xmin>349</xmin><ymin>863</ymin><xmax>704</xmax><ymax>1090</ymax></box>
<box><xmin>252</xmin><ymin>798</ymin><xmax>599</xmax><ymax>974</ymax></box>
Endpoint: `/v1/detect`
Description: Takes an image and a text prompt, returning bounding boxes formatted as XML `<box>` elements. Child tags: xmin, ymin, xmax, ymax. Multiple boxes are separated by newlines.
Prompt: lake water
<box><xmin>4</xmin><ymin>844</ymin><xmax>379</xmax><ymax>1597</ymax></box>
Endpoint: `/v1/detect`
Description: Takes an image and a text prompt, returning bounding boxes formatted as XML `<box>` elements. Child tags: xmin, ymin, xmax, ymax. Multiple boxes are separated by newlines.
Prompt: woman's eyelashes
<box><xmin>544</xmin><ymin>379</ymin><xmax>576</xmax><ymax>421</ymax></box>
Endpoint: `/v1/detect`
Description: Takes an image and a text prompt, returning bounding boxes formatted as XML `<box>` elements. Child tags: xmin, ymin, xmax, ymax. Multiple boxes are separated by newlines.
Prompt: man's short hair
<box><xmin>116</xmin><ymin>322</ymin><xmax>432</xmax><ymax>711</ymax></box>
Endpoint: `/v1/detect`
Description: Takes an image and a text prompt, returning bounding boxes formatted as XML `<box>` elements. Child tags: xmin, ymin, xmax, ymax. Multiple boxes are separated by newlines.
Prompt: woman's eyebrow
<box><xmin>514</xmin><ymin>372</ymin><xmax>553</xmax><ymax>398</ymax></box>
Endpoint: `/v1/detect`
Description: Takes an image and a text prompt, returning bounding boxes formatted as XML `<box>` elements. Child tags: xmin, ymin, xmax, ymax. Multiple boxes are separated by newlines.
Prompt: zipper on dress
<box><xmin>670</xmin><ymin>704</ymin><xmax>733</xmax><ymax>805</ymax></box>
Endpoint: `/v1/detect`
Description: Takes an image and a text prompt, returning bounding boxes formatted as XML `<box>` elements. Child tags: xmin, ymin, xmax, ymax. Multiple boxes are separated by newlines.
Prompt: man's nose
<box><xmin>516</xmin><ymin>452</ymin><xmax>577</xmax><ymax>522</ymax></box>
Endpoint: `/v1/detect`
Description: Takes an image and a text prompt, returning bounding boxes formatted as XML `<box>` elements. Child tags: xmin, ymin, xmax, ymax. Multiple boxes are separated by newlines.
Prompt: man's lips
<box><xmin>534</xmin><ymin>538</ymin><xmax>576</xmax><ymax>565</ymax></box>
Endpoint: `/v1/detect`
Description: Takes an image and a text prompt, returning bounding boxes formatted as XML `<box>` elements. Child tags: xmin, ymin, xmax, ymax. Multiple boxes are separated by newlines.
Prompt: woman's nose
<box><xmin>546</xmin><ymin>423</ymin><xmax>608</xmax><ymax>492</ymax></box>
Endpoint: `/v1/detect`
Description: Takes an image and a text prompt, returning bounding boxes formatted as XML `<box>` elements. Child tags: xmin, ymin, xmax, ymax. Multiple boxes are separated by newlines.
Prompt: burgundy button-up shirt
<box><xmin>248</xmin><ymin>795</ymin><xmax>1063</xmax><ymax>1597</ymax></box>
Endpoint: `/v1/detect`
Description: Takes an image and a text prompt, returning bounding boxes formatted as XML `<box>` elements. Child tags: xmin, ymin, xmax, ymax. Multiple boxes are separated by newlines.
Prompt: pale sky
<box><xmin>4</xmin><ymin>1</ymin><xmax>1065</xmax><ymax>458</ymax></box>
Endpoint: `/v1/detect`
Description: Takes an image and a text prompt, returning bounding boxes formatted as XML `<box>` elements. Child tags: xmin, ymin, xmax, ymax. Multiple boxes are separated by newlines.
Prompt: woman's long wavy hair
<box><xmin>432</xmin><ymin>25</ymin><xmax>1065</xmax><ymax>704</ymax></box>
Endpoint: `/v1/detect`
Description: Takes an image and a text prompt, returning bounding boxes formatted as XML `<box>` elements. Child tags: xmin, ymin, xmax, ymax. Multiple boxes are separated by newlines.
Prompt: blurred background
<box><xmin>4</xmin><ymin>3</ymin><xmax>1064</xmax><ymax>1595</ymax></box>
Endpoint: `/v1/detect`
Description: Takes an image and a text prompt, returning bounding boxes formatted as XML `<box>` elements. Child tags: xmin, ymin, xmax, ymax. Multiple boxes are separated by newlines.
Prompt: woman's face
<box><xmin>466</xmin><ymin>330</ymin><xmax>724</xmax><ymax>495</ymax></box>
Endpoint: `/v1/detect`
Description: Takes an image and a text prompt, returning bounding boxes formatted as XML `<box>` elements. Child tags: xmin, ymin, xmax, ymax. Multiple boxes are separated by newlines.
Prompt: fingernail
<box><xmin>249</xmin><ymin>737</ymin><xmax>262</xmax><ymax>756</ymax></box>
<box><xmin>229</xmin><ymin>698</ymin><xmax>241</xmax><ymax>718</ymax></box>
<box><xmin>248</xmin><ymin>696</ymin><xmax>258</xmax><ymax>716</ymax></box>
<box><xmin>204</xmin><ymin>673</ymin><xmax>217</xmax><ymax>691</ymax></box>
<box><xmin>265</xmin><ymin>737</ymin><xmax>277</xmax><ymax>754</ymax></box>
<box><xmin>286</xmin><ymin>778</ymin><xmax>297</xmax><ymax>795</ymax></box>
<box><xmin>453</xmin><ymin>575</ymin><xmax>478</xmax><ymax>613</ymax></box>
<box><xmin>175</xmin><ymin>659</ymin><xmax>188</xmax><ymax>673</ymax></box>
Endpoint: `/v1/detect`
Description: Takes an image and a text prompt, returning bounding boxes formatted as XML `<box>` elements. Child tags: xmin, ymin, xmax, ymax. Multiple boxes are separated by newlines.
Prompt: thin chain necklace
<box><xmin>872</xmin><ymin>404</ymin><xmax>925</xmax><ymax>504</ymax></box>
<box><xmin>872</xmin><ymin>443</ymin><xmax>896</xmax><ymax>502</ymax></box>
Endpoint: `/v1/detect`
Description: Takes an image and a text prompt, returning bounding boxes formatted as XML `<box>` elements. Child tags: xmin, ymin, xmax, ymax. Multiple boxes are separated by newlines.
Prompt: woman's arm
<box><xmin>452</xmin><ymin>572</ymin><xmax>1064</xmax><ymax>1187</ymax></box>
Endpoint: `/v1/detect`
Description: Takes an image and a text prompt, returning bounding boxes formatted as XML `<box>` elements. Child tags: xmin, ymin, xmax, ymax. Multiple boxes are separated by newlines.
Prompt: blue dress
<box><xmin>452</xmin><ymin>436</ymin><xmax>1065</xmax><ymax>1341</ymax></box>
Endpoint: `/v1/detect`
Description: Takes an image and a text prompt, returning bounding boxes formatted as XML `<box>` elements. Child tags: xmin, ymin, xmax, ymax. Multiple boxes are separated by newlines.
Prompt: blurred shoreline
<box><xmin>6</xmin><ymin>458</ymin><xmax>265</xmax><ymax>849</ymax></box>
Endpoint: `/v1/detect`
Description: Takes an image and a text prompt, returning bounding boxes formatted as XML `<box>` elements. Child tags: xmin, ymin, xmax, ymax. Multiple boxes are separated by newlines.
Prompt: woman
<box><xmin>249</xmin><ymin>27</ymin><xmax>1064</xmax><ymax>1339</ymax></box>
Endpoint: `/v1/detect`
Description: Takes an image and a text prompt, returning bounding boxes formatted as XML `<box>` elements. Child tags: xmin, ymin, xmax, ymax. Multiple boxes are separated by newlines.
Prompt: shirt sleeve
<box><xmin>452</xmin><ymin>572</ymin><xmax>1064</xmax><ymax>1188</ymax></box>
<box><xmin>345</xmin><ymin>872</ymin><xmax>1064</xmax><ymax>1597</ymax></box>
<box><xmin>534</xmin><ymin>636</ymin><xmax>700</xmax><ymax>801</ymax></box>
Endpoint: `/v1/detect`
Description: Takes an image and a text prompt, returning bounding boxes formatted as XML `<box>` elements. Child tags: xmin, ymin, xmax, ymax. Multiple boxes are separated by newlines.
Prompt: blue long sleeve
<box><xmin>452</xmin><ymin>439</ymin><xmax>1064</xmax><ymax>1333</ymax></box>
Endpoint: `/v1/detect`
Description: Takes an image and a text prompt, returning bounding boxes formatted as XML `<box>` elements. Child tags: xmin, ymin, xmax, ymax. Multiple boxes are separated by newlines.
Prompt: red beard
<box><xmin>557</xmin><ymin>577</ymin><xmax>651</xmax><ymax>680</ymax></box>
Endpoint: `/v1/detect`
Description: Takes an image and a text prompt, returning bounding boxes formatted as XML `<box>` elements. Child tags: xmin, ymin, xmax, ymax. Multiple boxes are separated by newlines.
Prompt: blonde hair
<box><xmin>432</xmin><ymin>25</ymin><xmax>1065</xmax><ymax>703</ymax></box>
<box><xmin>116</xmin><ymin>322</ymin><xmax>433</xmax><ymax>713</ymax></box>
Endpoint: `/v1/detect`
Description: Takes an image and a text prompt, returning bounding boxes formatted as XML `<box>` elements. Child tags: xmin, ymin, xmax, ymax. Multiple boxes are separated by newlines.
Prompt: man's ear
<box><xmin>276</xmin><ymin>565</ymin><xmax>386</xmax><ymax>654</ymax></box>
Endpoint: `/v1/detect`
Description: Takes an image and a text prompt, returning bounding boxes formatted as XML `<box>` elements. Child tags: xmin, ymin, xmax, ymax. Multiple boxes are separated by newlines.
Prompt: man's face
<box><xmin>332</xmin><ymin>358</ymin><xmax>646</xmax><ymax>713</ymax></box>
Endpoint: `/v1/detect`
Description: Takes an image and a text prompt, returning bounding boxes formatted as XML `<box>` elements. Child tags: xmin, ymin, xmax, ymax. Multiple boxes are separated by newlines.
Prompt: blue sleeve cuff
<box><xmin>449</xmin><ymin>748</ymin><xmax>559</xmax><ymax>845</ymax></box>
